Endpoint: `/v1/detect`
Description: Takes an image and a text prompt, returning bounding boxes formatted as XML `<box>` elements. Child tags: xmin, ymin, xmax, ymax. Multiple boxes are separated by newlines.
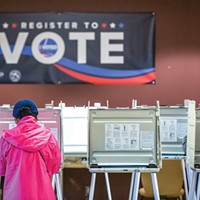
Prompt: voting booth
<box><xmin>160</xmin><ymin>106</ymin><xmax>188</xmax><ymax>158</ymax></box>
<box><xmin>88</xmin><ymin>108</ymin><xmax>161</xmax><ymax>171</ymax></box>
<box><xmin>185</xmin><ymin>102</ymin><xmax>200</xmax><ymax>200</ymax></box>
<box><xmin>0</xmin><ymin>105</ymin><xmax>63</xmax><ymax>200</ymax></box>
<box><xmin>87</xmin><ymin>107</ymin><xmax>161</xmax><ymax>200</ymax></box>
<box><xmin>61</xmin><ymin>106</ymin><xmax>89</xmax><ymax>158</ymax></box>
<box><xmin>61</xmin><ymin>102</ymin><xmax>108</xmax><ymax>158</ymax></box>
<box><xmin>182</xmin><ymin>100</ymin><xmax>197</xmax><ymax>200</ymax></box>
<box><xmin>159</xmin><ymin>105</ymin><xmax>190</xmax><ymax>199</ymax></box>
<box><xmin>189</xmin><ymin>107</ymin><xmax>200</xmax><ymax>168</ymax></box>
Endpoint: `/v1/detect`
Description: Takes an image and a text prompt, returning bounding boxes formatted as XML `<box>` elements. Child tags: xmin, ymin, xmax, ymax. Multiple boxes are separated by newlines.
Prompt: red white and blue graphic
<box><xmin>0</xmin><ymin>12</ymin><xmax>155</xmax><ymax>84</ymax></box>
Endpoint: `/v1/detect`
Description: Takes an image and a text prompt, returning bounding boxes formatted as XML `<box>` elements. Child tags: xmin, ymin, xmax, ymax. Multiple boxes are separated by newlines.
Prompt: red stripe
<box><xmin>55</xmin><ymin>64</ymin><xmax>155</xmax><ymax>84</ymax></box>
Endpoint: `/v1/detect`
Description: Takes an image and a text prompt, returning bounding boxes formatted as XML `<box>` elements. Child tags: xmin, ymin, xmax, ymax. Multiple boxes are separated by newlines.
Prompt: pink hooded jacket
<box><xmin>0</xmin><ymin>116</ymin><xmax>61</xmax><ymax>200</ymax></box>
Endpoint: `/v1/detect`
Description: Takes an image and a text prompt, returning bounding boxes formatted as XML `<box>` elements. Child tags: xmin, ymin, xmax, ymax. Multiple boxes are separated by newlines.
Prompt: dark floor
<box><xmin>140</xmin><ymin>198</ymin><xmax>176</xmax><ymax>200</ymax></box>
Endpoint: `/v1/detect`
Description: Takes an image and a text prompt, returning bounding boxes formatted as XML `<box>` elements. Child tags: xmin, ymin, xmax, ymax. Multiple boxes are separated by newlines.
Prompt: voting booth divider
<box><xmin>61</xmin><ymin>106</ymin><xmax>89</xmax><ymax>158</ymax></box>
<box><xmin>159</xmin><ymin>105</ymin><xmax>189</xmax><ymax>199</ymax></box>
<box><xmin>161</xmin><ymin>99</ymin><xmax>200</xmax><ymax>200</ymax></box>
<box><xmin>160</xmin><ymin>106</ymin><xmax>188</xmax><ymax>158</ymax></box>
<box><xmin>186</xmin><ymin>101</ymin><xmax>200</xmax><ymax>200</ymax></box>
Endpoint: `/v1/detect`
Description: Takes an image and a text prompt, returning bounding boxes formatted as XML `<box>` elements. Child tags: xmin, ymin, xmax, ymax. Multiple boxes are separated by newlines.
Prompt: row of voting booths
<box><xmin>61</xmin><ymin>99</ymin><xmax>200</xmax><ymax>200</ymax></box>
<box><xmin>0</xmin><ymin>99</ymin><xmax>200</xmax><ymax>200</ymax></box>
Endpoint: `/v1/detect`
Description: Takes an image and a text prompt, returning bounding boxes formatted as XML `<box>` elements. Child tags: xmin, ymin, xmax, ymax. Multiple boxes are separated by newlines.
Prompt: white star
<box><xmin>3</xmin><ymin>23</ymin><xmax>9</xmax><ymax>29</ymax></box>
<box><xmin>110</xmin><ymin>23</ymin><xmax>116</xmax><ymax>29</ymax></box>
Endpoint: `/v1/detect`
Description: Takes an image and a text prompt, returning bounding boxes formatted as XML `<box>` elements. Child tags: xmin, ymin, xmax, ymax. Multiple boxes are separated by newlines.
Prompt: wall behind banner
<box><xmin>0</xmin><ymin>0</ymin><xmax>199</xmax><ymax>108</ymax></box>
<box><xmin>0</xmin><ymin>0</ymin><xmax>197</xmax><ymax>199</ymax></box>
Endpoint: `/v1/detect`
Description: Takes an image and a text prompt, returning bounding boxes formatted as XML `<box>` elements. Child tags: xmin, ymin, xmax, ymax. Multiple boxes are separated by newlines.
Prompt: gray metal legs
<box><xmin>128</xmin><ymin>171</ymin><xmax>141</xmax><ymax>200</ymax></box>
<box><xmin>52</xmin><ymin>172</ymin><xmax>63</xmax><ymax>200</ymax></box>
<box><xmin>89</xmin><ymin>172</ymin><xmax>112</xmax><ymax>200</ymax></box>
<box><xmin>88</xmin><ymin>171</ymin><xmax>160</xmax><ymax>200</ymax></box>
<box><xmin>151</xmin><ymin>173</ymin><xmax>160</xmax><ymax>200</ymax></box>
<box><xmin>188</xmin><ymin>170</ymin><xmax>197</xmax><ymax>200</ymax></box>
<box><xmin>129</xmin><ymin>171</ymin><xmax>160</xmax><ymax>200</ymax></box>
<box><xmin>181</xmin><ymin>159</ymin><xmax>189</xmax><ymax>200</ymax></box>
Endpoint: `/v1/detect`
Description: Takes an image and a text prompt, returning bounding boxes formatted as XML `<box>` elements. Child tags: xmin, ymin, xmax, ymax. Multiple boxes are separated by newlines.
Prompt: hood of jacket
<box><xmin>3</xmin><ymin>115</ymin><xmax>52</xmax><ymax>152</ymax></box>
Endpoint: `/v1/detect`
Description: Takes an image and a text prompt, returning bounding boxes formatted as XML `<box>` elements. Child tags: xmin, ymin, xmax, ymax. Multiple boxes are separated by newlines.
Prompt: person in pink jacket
<box><xmin>0</xmin><ymin>99</ymin><xmax>61</xmax><ymax>200</ymax></box>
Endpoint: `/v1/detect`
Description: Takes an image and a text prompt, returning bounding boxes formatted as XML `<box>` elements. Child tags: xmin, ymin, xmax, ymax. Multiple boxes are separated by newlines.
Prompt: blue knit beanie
<box><xmin>13</xmin><ymin>99</ymin><xmax>38</xmax><ymax>119</ymax></box>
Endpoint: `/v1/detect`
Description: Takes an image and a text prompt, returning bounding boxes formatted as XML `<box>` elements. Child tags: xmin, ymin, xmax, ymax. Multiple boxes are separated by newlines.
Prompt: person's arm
<box><xmin>0</xmin><ymin>138</ymin><xmax>9</xmax><ymax>200</ymax></box>
<box><xmin>39</xmin><ymin>135</ymin><xmax>61</xmax><ymax>176</ymax></box>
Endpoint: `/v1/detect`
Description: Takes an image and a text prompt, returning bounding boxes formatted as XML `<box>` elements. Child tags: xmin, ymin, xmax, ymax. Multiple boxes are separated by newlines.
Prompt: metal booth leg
<box><xmin>105</xmin><ymin>172</ymin><xmax>112</xmax><ymax>200</ymax></box>
<box><xmin>188</xmin><ymin>170</ymin><xmax>197</xmax><ymax>200</ymax></box>
<box><xmin>128</xmin><ymin>172</ymin><xmax>135</xmax><ymax>200</ymax></box>
<box><xmin>55</xmin><ymin>172</ymin><xmax>63</xmax><ymax>200</ymax></box>
<box><xmin>132</xmin><ymin>171</ymin><xmax>141</xmax><ymax>200</ymax></box>
<box><xmin>89</xmin><ymin>173</ymin><xmax>96</xmax><ymax>200</ymax></box>
<box><xmin>151</xmin><ymin>173</ymin><xmax>160</xmax><ymax>200</ymax></box>
<box><xmin>196</xmin><ymin>173</ymin><xmax>200</xmax><ymax>200</ymax></box>
<box><xmin>181</xmin><ymin>159</ymin><xmax>189</xmax><ymax>200</ymax></box>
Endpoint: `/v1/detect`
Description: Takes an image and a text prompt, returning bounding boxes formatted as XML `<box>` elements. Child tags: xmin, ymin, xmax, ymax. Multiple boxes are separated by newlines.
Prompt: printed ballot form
<box><xmin>105</xmin><ymin>124</ymin><xmax>154</xmax><ymax>151</ymax></box>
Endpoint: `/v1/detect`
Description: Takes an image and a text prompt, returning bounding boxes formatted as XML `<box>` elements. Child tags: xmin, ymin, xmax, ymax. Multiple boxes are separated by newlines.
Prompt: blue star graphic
<box><xmin>118</xmin><ymin>22</ymin><xmax>124</xmax><ymax>29</ymax></box>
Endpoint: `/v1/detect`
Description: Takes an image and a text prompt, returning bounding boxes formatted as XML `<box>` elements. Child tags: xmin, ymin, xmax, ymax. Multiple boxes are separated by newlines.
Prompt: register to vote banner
<box><xmin>0</xmin><ymin>12</ymin><xmax>155</xmax><ymax>84</ymax></box>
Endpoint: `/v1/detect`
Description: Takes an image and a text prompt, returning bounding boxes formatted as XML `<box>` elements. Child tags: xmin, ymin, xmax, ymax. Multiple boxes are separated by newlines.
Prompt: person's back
<box><xmin>0</xmin><ymin>99</ymin><xmax>61</xmax><ymax>200</ymax></box>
